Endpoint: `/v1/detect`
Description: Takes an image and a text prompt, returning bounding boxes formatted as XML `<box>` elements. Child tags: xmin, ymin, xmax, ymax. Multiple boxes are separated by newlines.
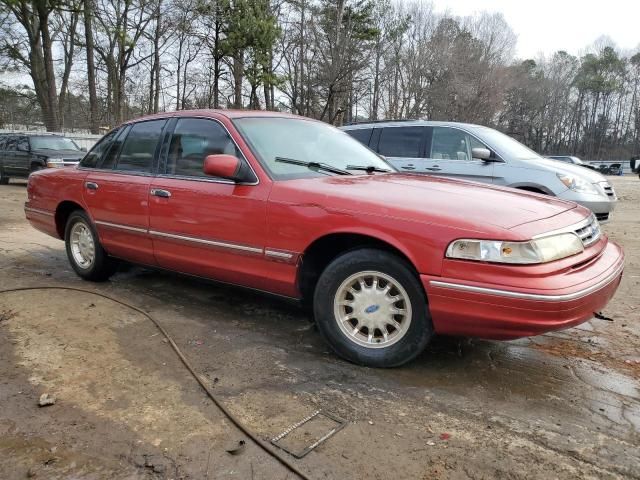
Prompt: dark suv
<box><xmin>0</xmin><ymin>133</ymin><xmax>85</xmax><ymax>184</ymax></box>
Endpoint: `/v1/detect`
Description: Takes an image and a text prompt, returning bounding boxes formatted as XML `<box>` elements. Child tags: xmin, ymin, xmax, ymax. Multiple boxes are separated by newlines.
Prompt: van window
<box><xmin>115</xmin><ymin>120</ymin><xmax>166</xmax><ymax>173</ymax></box>
<box><xmin>378</xmin><ymin>127</ymin><xmax>424</xmax><ymax>157</ymax></box>
<box><xmin>345</xmin><ymin>128</ymin><xmax>373</xmax><ymax>146</ymax></box>
<box><xmin>166</xmin><ymin>118</ymin><xmax>240</xmax><ymax>177</ymax></box>
<box><xmin>431</xmin><ymin>127</ymin><xmax>472</xmax><ymax>160</ymax></box>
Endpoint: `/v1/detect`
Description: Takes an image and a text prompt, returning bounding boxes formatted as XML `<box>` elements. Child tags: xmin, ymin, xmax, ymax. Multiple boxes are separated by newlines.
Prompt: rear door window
<box><xmin>378</xmin><ymin>127</ymin><xmax>425</xmax><ymax>157</ymax></box>
<box><xmin>115</xmin><ymin>120</ymin><xmax>166</xmax><ymax>173</ymax></box>
<box><xmin>165</xmin><ymin>118</ymin><xmax>240</xmax><ymax>178</ymax></box>
<box><xmin>16</xmin><ymin>137</ymin><xmax>29</xmax><ymax>151</ymax></box>
<box><xmin>345</xmin><ymin>128</ymin><xmax>373</xmax><ymax>147</ymax></box>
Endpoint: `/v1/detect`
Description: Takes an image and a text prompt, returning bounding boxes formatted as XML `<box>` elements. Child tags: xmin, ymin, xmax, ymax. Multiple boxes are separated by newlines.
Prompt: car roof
<box><xmin>0</xmin><ymin>133</ymin><xmax>66</xmax><ymax>137</ymax></box>
<box><xmin>122</xmin><ymin>109</ymin><xmax>306</xmax><ymax>126</ymax></box>
<box><xmin>340</xmin><ymin>120</ymin><xmax>486</xmax><ymax>130</ymax></box>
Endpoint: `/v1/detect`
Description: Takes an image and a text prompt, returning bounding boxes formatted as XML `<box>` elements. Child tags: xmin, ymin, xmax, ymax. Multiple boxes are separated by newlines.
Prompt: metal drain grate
<box><xmin>270</xmin><ymin>410</ymin><xmax>347</xmax><ymax>458</ymax></box>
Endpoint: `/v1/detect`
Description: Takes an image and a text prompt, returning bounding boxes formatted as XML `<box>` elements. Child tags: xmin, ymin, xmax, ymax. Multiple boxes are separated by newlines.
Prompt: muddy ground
<box><xmin>0</xmin><ymin>175</ymin><xmax>638</xmax><ymax>480</ymax></box>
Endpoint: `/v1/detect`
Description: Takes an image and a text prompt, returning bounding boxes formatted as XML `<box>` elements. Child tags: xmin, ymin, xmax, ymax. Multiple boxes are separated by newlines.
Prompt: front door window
<box><xmin>166</xmin><ymin>118</ymin><xmax>240</xmax><ymax>178</ymax></box>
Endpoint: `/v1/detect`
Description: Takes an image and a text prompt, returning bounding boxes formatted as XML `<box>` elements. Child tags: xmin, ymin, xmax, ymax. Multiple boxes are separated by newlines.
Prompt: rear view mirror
<box><xmin>203</xmin><ymin>154</ymin><xmax>255</xmax><ymax>183</ymax></box>
<box><xmin>472</xmin><ymin>147</ymin><xmax>494</xmax><ymax>161</ymax></box>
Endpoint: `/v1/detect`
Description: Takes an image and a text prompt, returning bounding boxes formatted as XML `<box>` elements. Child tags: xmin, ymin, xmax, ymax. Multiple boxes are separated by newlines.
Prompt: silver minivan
<box><xmin>341</xmin><ymin>121</ymin><xmax>617</xmax><ymax>222</ymax></box>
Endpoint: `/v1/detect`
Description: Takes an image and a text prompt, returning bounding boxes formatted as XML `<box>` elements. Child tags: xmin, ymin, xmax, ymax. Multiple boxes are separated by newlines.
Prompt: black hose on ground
<box><xmin>0</xmin><ymin>286</ymin><xmax>311</xmax><ymax>480</ymax></box>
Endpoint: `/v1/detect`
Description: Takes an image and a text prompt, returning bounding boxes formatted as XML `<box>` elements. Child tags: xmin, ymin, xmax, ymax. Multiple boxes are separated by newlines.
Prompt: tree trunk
<box><xmin>233</xmin><ymin>51</ymin><xmax>244</xmax><ymax>109</ymax></box>
<box><xmin>84</xmin><ymin>0</ymin><xmax>100</xmax><ymax>133</ymax></box>
<box><xmin>152</xmin><ymin>0</ymin><xmax>161</xmax><ymax>113</ymax></box>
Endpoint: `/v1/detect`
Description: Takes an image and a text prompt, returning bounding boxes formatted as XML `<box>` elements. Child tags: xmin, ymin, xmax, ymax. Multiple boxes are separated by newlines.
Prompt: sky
<box><xmin>431</xmin><ymin>0</ymin><xmax>640</xmax><ymax>59</ymax></box>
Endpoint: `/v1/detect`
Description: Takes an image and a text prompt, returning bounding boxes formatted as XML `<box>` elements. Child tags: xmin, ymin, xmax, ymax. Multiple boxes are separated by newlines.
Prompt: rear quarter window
<box><xmin>4</xmin><ymin>137</ymin><xmax>17</xmax><ymax>151</ymax></box>
<box><xmin>80</xmin><ymin>128</ymin><xmax>120</xmax><ymax>168</ymax></box>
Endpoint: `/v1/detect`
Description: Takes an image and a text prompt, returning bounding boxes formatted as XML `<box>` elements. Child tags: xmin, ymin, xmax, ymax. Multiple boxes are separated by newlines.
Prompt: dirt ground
<box><xmin>0</xmin><ymin>175</ymin><xmax>638</xmax><ymax>480</ymax></box>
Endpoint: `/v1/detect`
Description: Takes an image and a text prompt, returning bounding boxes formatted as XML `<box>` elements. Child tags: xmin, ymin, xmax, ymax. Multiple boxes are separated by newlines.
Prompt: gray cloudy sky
<box><xmin>431</xmin><ymin>0</ymin><xmax>640</xmax><ymax>59</ymax></box>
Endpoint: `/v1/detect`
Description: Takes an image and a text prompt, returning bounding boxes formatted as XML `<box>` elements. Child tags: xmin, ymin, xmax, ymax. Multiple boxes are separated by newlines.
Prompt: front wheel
<box><xmin>313</xmin><ymin>248</ymin><xmax>433</xmax><ymax>367</ymax></box>
<box><xmin>65</xmin><ymin>210</ymin><xmax>118</xmax><ymax>281</ymax></box>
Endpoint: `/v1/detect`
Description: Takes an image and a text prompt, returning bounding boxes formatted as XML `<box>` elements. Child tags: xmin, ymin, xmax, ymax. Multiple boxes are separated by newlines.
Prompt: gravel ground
<box><xmin>0</xmin><ymin>175</ymin><xmax>638</xmax><ymax>480</ymax></box>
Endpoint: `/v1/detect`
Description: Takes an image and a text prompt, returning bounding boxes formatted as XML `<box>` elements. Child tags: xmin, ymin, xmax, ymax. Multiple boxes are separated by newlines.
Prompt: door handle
<box><xmin>85</xmin><ymin>181</ymin><xmax>99</xmax><ymax>190</ymax></box>
<box><xmin>401</xmin><ymin>165</ymin><xmax>415</xmax><ymax>170</ymax></box>
<box><xmin>425</xmin><ymin>167</ymin><xmax>442</xmax><ymax>171</ymax></box>
<box><xmin>150</xmin><ymin>188</ymin><xmax>171</xmax><ymax>198</ymax></box>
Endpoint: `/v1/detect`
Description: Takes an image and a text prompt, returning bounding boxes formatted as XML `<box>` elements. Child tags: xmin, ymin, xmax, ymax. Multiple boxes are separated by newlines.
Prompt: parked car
<box><xmin>24</xmin><ymin>111</ymin><xmax>624</xmax><ymax>367</ymax></box>
<box><xmin>546</xmin><ymin>155</ymin><xmax>597</xmax><ymax>171</ymax></box>
<box><xmin>0</xmin><ymin>133</ymin><xmax>85</xmax><ymax>184</ymax></box>
<box><xmin>342</xmin><ymin>121</ymin><xmax>617</xmax><ymax>222</ymax></box>
<box><xmin>608</xmin><ymin>163</ymin><xmax>623</xmax><ymax>175</ymax></box>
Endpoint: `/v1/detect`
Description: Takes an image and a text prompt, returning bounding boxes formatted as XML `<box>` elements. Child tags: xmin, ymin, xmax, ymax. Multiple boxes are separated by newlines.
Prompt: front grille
<box><xmin>574</xmin><ymin>215</ymin><xmax>601</xmax><ymax>247</ymax></box>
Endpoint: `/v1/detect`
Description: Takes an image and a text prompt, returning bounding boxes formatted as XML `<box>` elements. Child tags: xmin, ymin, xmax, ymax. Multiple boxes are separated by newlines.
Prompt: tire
<box><xmin>64</xmin><ymin>210</ymin><xmax>118</xmax><ymax>281</ymax></box>
<box><xmin>313</xmin><ymin>248</ymin><xmax>433</xmax><ymax>367</ymax></box>
<box><xmin>0</xmin><ymin>167</ymin><xmax>8</xmax><ymax>185</ymax></box>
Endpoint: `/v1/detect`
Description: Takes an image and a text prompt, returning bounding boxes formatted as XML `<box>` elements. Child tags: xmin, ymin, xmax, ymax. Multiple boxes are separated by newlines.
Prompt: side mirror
<box><xmin>17</xmin><ymin>144</ymin><xmax>29</xmax><ymax>152</ymax></box>
<box><xmin>472</xmin><ymin>147</ymin><xmax>494</xmax><ymax>161</ymax></box>
<box><xmin>81</xmin><ymin>147</ymin><xmax>87</xmax><ymax>152</ymax></box>
<box><xmin>203</xmin><ymin>154</ymin><xmax>254</xmax><ymax>182</ymax></box>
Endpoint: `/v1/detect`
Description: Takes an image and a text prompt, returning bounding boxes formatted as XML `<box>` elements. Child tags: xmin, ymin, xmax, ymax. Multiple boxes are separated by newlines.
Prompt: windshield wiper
<box><xmin>275</xmin><ymin>156</ymin><xmax>352</xmax><ymax>175</ymax></box>
<box><xmin>345</xmin><ymin>165</ymin><xmax>393</xmax><ymax>174</ymax></box>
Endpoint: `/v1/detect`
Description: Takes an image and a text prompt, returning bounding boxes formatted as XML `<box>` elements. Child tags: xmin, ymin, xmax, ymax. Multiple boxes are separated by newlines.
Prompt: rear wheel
<box><xmin>313</xmin><ymin>248</ymin><xmax>433</xmax><ymax>367</ymax></box>
<box><xmin>0</xmin><ymin>167</ymin><xmax>8</xmax><ymax>185</ymax></box>
<box><xmin>65</xmin><ymin>210</ymin><xmax>118</xmax><ymax>281</ymax></box>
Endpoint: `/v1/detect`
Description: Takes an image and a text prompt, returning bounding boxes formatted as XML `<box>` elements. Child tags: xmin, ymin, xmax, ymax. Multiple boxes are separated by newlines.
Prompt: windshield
<box><xmin>234</xmin><ymin>117</ymin><xmax>392</xmax><ymax>179</ymax></box>
<box><xmin>470</xmin><ymin>127</ymin><xmax>542</xmax><ymax>160</ymax></box>
<box><xmin>30</xmin><ymin>136</ymin><xmax>81</xmax><ymax>151</ymax></box>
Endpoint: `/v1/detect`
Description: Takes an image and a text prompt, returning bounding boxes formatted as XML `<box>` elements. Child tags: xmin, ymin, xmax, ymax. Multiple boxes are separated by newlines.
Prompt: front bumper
<box><xmin>576</xmin><ymin>198</ymin><xmax>616</xmax><ymax>222</ymax></box>
<box><xmin>422</xmin><ymin>241</ymin><xmax>624</xmax><ymax>339</ymax></box>
<box><xmin>559</xmin><ymin>186</ymin><xmax>616</xmax><ymax>220</ymax></box>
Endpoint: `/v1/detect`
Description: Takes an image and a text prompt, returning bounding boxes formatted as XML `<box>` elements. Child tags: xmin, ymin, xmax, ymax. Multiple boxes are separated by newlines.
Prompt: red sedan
<box><xmin>24</xmin><ymin>110</ymin><xmax>624</xmax><ymax>367</ymax></box>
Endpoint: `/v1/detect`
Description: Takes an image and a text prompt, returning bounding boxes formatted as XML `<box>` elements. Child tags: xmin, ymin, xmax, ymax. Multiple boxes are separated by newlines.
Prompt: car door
<box><xmin>83</xmin><ymin>120</ymin><xmax>167</xmax><ymax>266</ymax></box>
<box><xmin>375</xmin><ymin>126</ymin><xmax>430</xmax><ymax>173</ymax></box>
<box><xmin>148</xmin><ymin>117</ymin><xmax>272</xmax><ymax>290</ymax></box>
<box><xmin>426</xmin><ymin>127</ymin><xmax>495</xmax><ymax>184</ymax></box>
<box><xmin>15</xmin><ymin>136</ymin><xmax>32</xmax><ymax>176</ymax></box>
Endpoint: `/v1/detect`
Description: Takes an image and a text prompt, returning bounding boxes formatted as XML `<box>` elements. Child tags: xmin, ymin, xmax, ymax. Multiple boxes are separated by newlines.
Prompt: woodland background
<box><xmin>1</xmin><ymin>0</ymin><xmax>639</xmax><ymax>159</ymax></box>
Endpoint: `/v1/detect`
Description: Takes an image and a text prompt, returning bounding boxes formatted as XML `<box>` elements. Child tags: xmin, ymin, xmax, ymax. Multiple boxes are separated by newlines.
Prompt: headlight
<box><xmin>557</xmin><ymin>174</ymin><xmax>600</xmax><ymax>195</ymax></box>
<box><xmin>46</xmin><ymin>158</ymin><xmax>65</xmax><ymax>168</ymax></box>
<box><xmin>446</xmin><ymin>233</ymin><xmax>584</xmax><ymax>264</ymax></box>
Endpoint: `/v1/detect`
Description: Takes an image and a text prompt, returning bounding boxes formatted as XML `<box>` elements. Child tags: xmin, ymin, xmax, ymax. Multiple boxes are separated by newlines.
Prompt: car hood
<box><xmin>32</xmin><ymin>148</ymin><xmax>84</xmax><ymax>159</ymax></box>
<box><xmin>273</xmin><ymin>173</ymin><xmax>582</xmax><ymax>233</ymax></box>
<box><xmin>522</xmin><ymin>157</ymin><xmax>607</xmax><ymax>183</ymax></box>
